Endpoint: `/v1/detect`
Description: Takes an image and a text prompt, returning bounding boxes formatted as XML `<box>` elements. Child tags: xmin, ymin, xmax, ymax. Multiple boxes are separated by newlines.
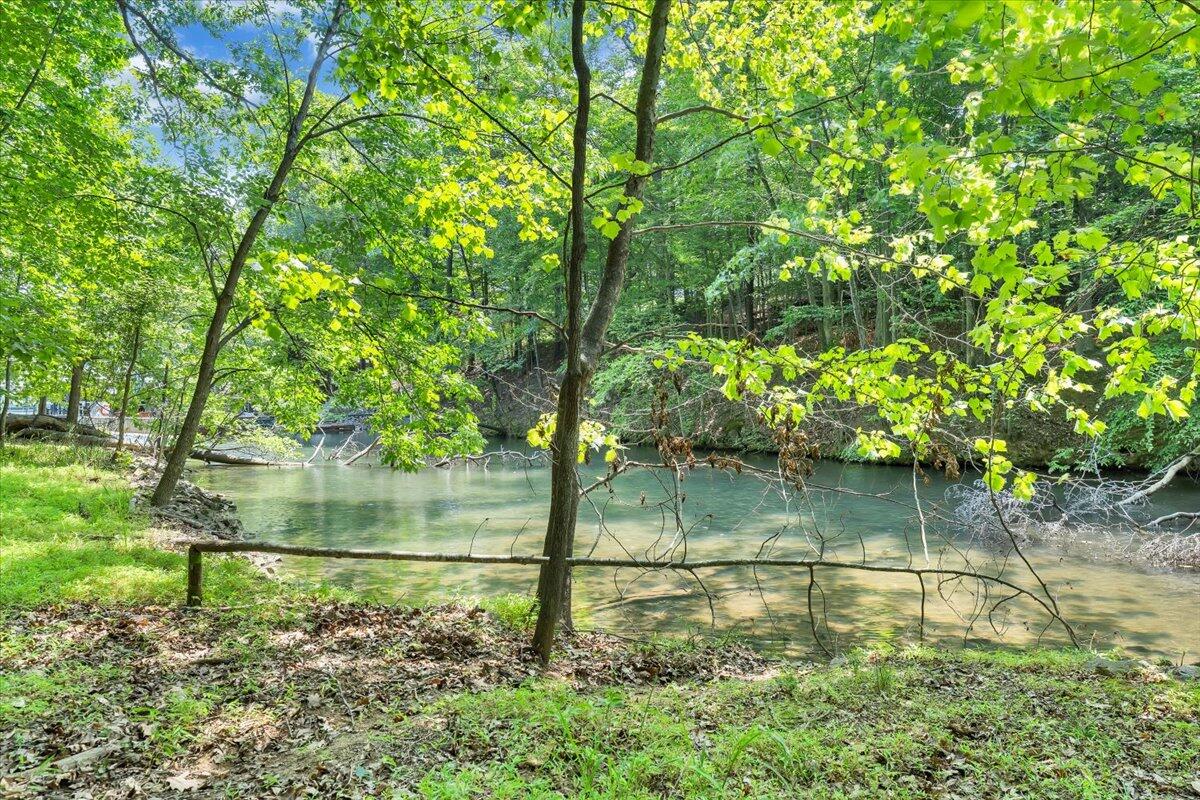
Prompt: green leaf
<box><xmin>950</xmin><ymin>0</ymin><xmax>986</xmax><ymax>30</ymax></box>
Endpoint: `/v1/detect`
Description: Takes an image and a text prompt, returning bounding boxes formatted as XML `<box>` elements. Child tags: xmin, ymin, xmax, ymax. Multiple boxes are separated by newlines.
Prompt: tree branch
<box><xmin>117</xmin><ymin>0</ymin><xmax>263</xmax><ymax>113</ymax></box>
<box><xmin>362</xmin><ymin>280</ymin><xmax>563</xmax><ymax>333</ymax></box>
<box><xmin>0</xmin><ymin>0</ymin><xmax>66</xmax><ymax>141</ymax></box>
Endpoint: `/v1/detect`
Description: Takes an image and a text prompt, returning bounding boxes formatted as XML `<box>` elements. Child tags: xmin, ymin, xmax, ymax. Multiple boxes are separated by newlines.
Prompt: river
<box><xmin>196</xmin><ymin>436</ymin><xmax>1200</xmax><ymax>660</ymax></box>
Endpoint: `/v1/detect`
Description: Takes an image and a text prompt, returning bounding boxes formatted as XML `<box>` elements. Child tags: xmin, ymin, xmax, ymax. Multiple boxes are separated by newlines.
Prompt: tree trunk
<box><xmin>155</xmin><ymin>361</ymin><xmax>169</xmax><ymax>467</ymax></box>
<box><xmin>742</xmin><ymin>273</ymin><xmax>755</xmax><ymax>335</ymax></box>
<box><xmin>150</xmin><ymin>164</ymin><xmax>291</xmax><ymax>506</ymax></box>
<box><xmin>532</xmin><ymin>0</ymin><xmax>671</xmax><ymax>663</ymax></box>
<box><xmin>848</xmin><ymin>271</ymin><xmax>868</xmax><ymax>349</ymax></box>
<box><xmin>875</xmin><ymin>281</ymin><xmax>891</xmax><ymax>347</ymax></box>
<box><xmin>66</xmin><ymin>360</ymin><xmax>84</xmax><ymax>427</ymax></box>
<box><xmin>532</xmin><ymin>0</ymin><xmax>592</xmax><ymax>665</ymax></box>
<box><xmin>0</xmin><ymin>357</ymin><xmax>11</xmax><ymax>445</ymax></box>
<box><xmin>37</xmin><ymin>396</ymin><xmax>47</xmax><ymax>415</ymax></box>
<box><xmin>962</xmin><ymin>294</ymin><xmax>978</xmax><ymax>366</ymax></box>
<box><xmin>115</xmin><ymin>320</ymin><xmax>142</xmax><ymax>455</ymax></box>
<box><xmin>149</xmin><ymin>3</ymin><xmax>343</xmax><ymax>506</ymax></box>
<box><xmin>820</xmin><ymin>277</ymin><xmax>835</xmax><ymax>348</ymax></box>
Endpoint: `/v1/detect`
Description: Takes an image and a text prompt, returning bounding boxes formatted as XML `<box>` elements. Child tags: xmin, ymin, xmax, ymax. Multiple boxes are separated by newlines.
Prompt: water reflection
<box><xmin>195</xmin><ymin>437</ymin><xmax>1200</xmax><ymax>659</ymax></box>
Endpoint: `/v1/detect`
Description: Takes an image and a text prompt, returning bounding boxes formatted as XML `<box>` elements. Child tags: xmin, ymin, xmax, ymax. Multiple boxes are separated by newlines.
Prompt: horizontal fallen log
<box><xmin>6</xmin><ymin>421</ymin><xmax>301</xmax><ymax>467</ymax></box>
<box><xmin>432</xmin><ymin>449</ymin><xmax>547</xmax><ymax>468</ymax></box>
<box><xmin>185</xmin><ymin>540</ymin><xmax>1073</xmax><ymax>582</ymax></box>
<box><xmin>12</xmin><ymin>428</ymin><xmax>126</xmax><ymax>448</ymax></box>
<box><xmin>3</xmin><ymin>413</ymin><xmax>110</xmax><ymax>439</ymax></box>
<box><xmin>190</xmin><ymin>448</ymin><xmax>305</xmax><ymax>467</ymax></box>
<box><xmin>183</xmin><ymin>541</ymin><xmax>1078</xmax><ymax>646</ymax></box>
<box><xmin>191</xmin><ymin>541</ymin><xmax>548</xmax><ymax>564</ymax></box>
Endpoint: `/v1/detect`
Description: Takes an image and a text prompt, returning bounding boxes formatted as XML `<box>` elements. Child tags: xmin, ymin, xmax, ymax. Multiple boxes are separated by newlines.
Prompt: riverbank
<box><xmin>2</xmin><ymin>442</ymin><xmax>1198</xmax><ymax>798</ymax></box>
<box><xmin>476</xmin><ymin>365</ymin><xmax>1200</xmax><ymax>473</ymax></box>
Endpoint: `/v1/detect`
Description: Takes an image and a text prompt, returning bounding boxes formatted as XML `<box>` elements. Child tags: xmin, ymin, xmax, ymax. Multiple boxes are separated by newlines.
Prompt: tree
<box><xmin>0</xmin><ymin>0</ymin><xmax>142</xmax><ymax>429</ymax></box>
<box><xmin>529</xmin><ymin>0</ymin><xmax>673</xmax><ymax>662</ymax></box>
<box><xmin>112</xmin><ymin>0</ymin><xmax>357</xmax><ymax>504</ymax></box>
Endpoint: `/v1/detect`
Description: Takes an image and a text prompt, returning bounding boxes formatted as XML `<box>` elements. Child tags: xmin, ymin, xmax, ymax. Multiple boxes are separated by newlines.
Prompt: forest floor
<box><xmin>1</xmin><ymin>442</ymin><xmax>1198</xmax><ymax>799</ymax></box>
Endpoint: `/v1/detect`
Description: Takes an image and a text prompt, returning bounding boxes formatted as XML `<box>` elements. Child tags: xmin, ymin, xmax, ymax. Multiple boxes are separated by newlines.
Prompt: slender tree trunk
<box><xmin>115</xmin><ymin>320</ymin><xmax>142</xmax><ymax>455</ymax></box>
<box><xmin>155</xmin><ymin>362</ymin><xmax>170</xmax><ymax>468</ymax></box>
<box><xmin>0</xmin><ymin>357</ymin><xmax>11</xmax><ymax>444</ymax></box>
<box><xmin>532</xmin><ymin>0</ymin><xmax>592</xmax><ymax>664</ymax></box>
<box><xmin>848</xmin><ymin>271</ymin><xmax>868</xmax><ymax>349</ymax></box>
<box><xmin>875</xmin><ymin>282</ymin><xmax>891</xmax><ymax>347</ymax></box>
<box><xmin>820</xmin><ymin>277</ymin><xmax>835</xmax><ymax>347</ymax></box>
<box><xmin>742</xmin><ymin>273</ymin><xmax>755</xmax><ymax>335</ymax></box>
<box><xmin>532</xmin><ymin>0</ymin><xmax>671</xmax><ymax>663</ymax></box>
<box><xmin>66</xmin><ymin>360</ymin><xmax>84</xmax><ymax>427</ymax></box>
<box><xmin>37</xmin><ymin>396</ymin><xmax>47</xmax><ymax>415</ymax></box>
<box><xmin>149</xmin><ymin>3</ymin><xmax>343</xmax><ymax>506</ymax></box>
<box><xmin>801</xmin><ymin>275</ymin><xmax>821</xmax><ymax>348</ymax></box>
<box><xmin>150</xmin><ymin>164</ymin><xmax>291</xmax><ymax>506</ymax></box>
<box><xmin>962</xmin><ymin>294</ymin><xmax>978</xmax><ymax>367</ymax></box>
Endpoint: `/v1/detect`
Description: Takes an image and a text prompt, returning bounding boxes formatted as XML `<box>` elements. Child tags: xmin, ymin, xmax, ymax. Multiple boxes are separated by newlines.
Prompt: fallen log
<box><xmin>2</xmin><ymin>413</ymin><xmax>109</xmax><ymax>438</ymax></box>
<box><xmin>12</xmin><ymin>427</ymin><xmax>139</xmax><ymax>449</ymax></box>
<box><xmin>1119</xmin><ymin>448</ymin><xmax>1199</xmax><ymax>507</ymax></box>
<box><xmin>181</xmin><ymin>541</ymin><xmax>1080</xmax><ymax>645</ymax></box>
<box><xmin>7</xmin><ymin>419</ymin><xmax>303</xmax><ymax>467</ymax></box>
<box><xmin>190</xmin><ymin>448</ymin><xmax>305</xmax><ymax>467</ymax></box>
<box><xmin>10</xmin><ymin>742</ymin><xmax>123</xmax><ymax>780</ymax></box>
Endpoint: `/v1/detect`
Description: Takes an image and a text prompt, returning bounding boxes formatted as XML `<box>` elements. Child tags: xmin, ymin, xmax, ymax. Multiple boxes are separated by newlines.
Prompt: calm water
<box><xmin>196</xmin><ymin>437</ymin><xmax>1200</xmax><ymax>659</ymax></box>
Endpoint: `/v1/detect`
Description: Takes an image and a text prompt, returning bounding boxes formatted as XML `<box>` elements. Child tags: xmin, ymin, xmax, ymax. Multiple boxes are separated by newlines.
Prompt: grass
<box><xmin>0</xmin><ymin>441</ymin><xmax>286</xmax><ymax>607</ymax></box>
<box><xmin>1</xmin><ymin>440</ymin><xmax>1198</xmax><ymax>799</ymax></box>
<box><xmin>406</xmin><ymin>649</ymin><xmax>1200</xmax><ymax>799</ymax></box>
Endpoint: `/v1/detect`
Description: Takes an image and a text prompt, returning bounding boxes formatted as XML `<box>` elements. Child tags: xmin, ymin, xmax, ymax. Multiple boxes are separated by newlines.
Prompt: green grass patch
<box><xmin>0</xmin><ymin>442</ymin><xmax>284</xmax><ymax>607</ymax></box>
<box><xmin>400</xmin><ymin>648</ymin><xmax>1200</xmax><ymax>798</ymax></box>
<box><xmin>476</xmin><ymin>592</ymin><xmax>538</xmax><ymax>631</ymax></box>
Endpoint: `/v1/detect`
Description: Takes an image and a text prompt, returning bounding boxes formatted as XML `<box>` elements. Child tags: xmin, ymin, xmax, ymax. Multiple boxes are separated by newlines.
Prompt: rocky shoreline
<box><xmin>129</xmin><ymin>457</ymin><xmax>245</xmax><ymax>540</ymax></box>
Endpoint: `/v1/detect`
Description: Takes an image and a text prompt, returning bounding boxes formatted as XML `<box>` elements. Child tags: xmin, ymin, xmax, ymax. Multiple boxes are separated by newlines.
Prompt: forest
<box><xmin>1</xmin><ymin>0</ymin><xmax>1198</xmax><ymax>797</ymax></box>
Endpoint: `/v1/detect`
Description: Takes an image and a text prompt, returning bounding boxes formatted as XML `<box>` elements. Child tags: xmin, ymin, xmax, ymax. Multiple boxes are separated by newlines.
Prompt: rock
<box><xmin>129</xmin><ymin>456</ymin><xmax>245</xmax><ymax>540</ymax></box>
<box><xmin>1174</xmin><ymin>664</ymin><xmax>1199</xmax><ymax>681</ymax></box>
<box><xmin>1086</xmin><ymin>657</ymin><xmax>1143</xmax><ymax>677</ymax></box>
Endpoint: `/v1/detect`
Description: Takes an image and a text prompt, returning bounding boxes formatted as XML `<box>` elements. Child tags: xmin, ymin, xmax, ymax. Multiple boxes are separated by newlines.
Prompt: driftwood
<box><xmin>343</xmin><ymin>435</ymin><xmax>380</xmax><ymax>465</ymax></box>
<box><xmin>1119</xmin><ymin>448</ymin><xmax>1199</xmax><ymax>507</ymax></box>
<box><xmin>1146</xmin><ymin>510</ymin><xmax>1200</xmax><ymax>528</ymax></box>
<box><xmin>305</xmin><ymin>433</ymin><xmax>326</xmax><ymax>465</ymax></box>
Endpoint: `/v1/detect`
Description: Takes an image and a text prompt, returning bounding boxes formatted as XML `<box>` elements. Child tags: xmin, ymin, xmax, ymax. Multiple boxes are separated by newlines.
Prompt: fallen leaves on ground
<box><xmin>0</xmin><ymin>601</ymin><xmax>765</xmax><ymax>798</ymax></box>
